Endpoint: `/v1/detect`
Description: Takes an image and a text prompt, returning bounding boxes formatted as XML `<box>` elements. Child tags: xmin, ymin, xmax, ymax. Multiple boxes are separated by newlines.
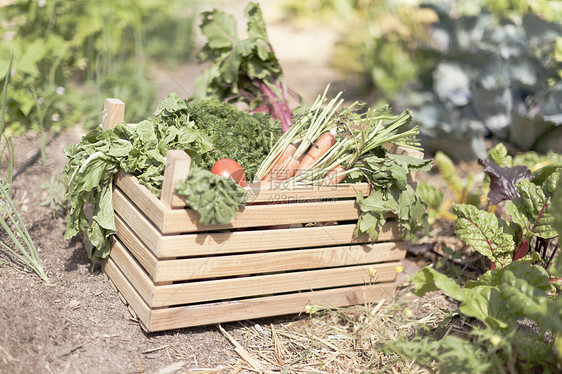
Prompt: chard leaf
<box><xmin>467</xmin><ymin>261</ymin><xmax>550</xmax><ymax>291</ymax></box>
<box><xmin>480</xmin><ymin>159</ymin><xmax>534</xmax><ymax>205</ymax></box>
<box><xmin>412</xmin><ymin>267</ymin><xmax>508</xmax><ymax>329</ymax></box>
<box><xmin>506</xmin><ymin>179</ymin><xmax>557</xmax><ymax>239</ymax></box>
<box><xmin>453</xmin><ymin>203</ymin><xmax>515</xmax><ymax>268</ymax></box>
<box><xmin>499</xmin><ymin>270</ymin><xmax>562</xmax><ymax>338</ymax></box>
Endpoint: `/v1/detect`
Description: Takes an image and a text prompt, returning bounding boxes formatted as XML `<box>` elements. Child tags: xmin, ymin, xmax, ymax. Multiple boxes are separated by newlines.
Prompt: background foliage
<box><xmin>0</xmin><ymin>0</ymin><xmax>197</xmax><ymax>135</ymax></box>
<box><xmin>281</xmin><ymin>0</ymin><xmax>562</xmax><ymax>160</ymax></box>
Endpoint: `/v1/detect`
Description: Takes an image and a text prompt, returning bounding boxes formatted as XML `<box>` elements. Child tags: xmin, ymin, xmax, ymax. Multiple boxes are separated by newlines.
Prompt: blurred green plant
<box><xmin>0</xmin><ymin>0</ymin><xmax>197</xmax><ymax>135</ymax></box>
<box><xmin>0</xmin><ymin>56</ymin><xmax>49</xmax><ymax>283</ymax></box>
<box><xmin>280</xmin><ymin>0</ymin><xmax>562</xmax><ymax>160</ymax></box>
<box><xmin>395</xmin><ymin>1</ymin><xmax>562</xmax><ymax>160</ymax></box>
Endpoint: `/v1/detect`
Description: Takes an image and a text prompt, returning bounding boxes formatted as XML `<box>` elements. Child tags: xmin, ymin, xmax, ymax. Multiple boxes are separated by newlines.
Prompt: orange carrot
<box><xmin>262</xmin><ymin>143</ymin><xmax>298</xmax><ymax>181</ymax></box>
<box><xmin>320</xmin><ymin>165</ymin><xmax>346</xmax><ymax>185</ymax></box>
<box><xmin>297</xmin><ymin>132</ymin><xmax>336</xmax><ymax>174</ymax></box>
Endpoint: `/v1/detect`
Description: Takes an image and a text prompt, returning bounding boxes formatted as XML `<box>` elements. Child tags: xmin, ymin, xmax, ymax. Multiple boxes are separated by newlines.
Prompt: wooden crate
<box><xmin>97</xmin><ymin>98</ymin><xmax>422</xmax><ymax>332</ymax></box>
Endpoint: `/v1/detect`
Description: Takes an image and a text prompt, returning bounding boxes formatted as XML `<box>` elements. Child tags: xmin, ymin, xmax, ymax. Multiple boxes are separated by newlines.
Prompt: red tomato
<box><xmin>211</xmin><ymin>158</ymin><xmax>246</xmax><ymax>187</ymax></box>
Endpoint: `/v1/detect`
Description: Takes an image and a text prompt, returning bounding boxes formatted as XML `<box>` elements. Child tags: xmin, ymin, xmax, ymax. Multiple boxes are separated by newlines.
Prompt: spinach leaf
<box><xmin>175</xmin><ymin>167</ymin><xmax>247</xmax><ymax>226</ymax></box>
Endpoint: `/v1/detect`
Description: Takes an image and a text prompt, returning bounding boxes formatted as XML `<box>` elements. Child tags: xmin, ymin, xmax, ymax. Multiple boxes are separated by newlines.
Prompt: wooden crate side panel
<box><xmin>148</xmin><ymin>283</ymin><xmax>396</xmax><ymax>331</ymax></box>
<box><xmin>103</xmin><ymin>256</ymin><xmax>152</xmax><ymax>328</ymax></box>
<box><xmin>158</xmin><ymin>222</ymin><xmax>399</xmax><ymax>258</ymax></box>
<box><xmin>153</xmin><ymin>242</ymin><xmax>407</xmax><ymax>282</ymax></box>
<box><xmin>161</xmin><ymin>199</ymin><xmax>361</xmax><ymax>234</ymax></box>
<box><xmin>152</xmin><ymin>261</ymin><xmax>400</xmax><ymax>307</ymax></box>
<box><xmin>114</xmin><ymin>213</ymin><xmax>159</xmax><ymax>278</ymax></box>
<box><xmin>109</xmin><ymin>234</ymin><xmax>400</xmax><ymax>308</ymax></box>
<box><xmin>109</xmin><ymin>238</ymin><xmax>155</xmax><ymax>306</ymax></box>
<box><xmin>114</xmin><ymin>184</ymin><xmax>401</xmax><ymax>259</ymax></box>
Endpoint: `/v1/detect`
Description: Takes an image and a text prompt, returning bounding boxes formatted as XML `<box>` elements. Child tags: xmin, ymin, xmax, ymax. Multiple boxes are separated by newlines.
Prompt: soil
<box><xmin>0</xmin><ymin>2</ymin><xmax>440</xmax><ymax>373</ymax></box>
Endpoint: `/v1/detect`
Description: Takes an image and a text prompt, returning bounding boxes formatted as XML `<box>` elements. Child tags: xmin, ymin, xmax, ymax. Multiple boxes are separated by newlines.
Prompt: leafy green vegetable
<box><xmin>407</xmin><ymin>261</ymin><xmax>562</xmax><ymax>369</ymax></box>
<box><xmin>453</xmin><ymin>203</ymin><xmax>515</xmax><ymax>269</ymax></box>
<box><xmin>195</xmin><ymin>2</ymin><xmax>300</xmax><ymax>132</ymax></box>
<box><xmin>507</xmin><ymin>179</ymin><xmax>557</xmax><ymax>240</ymax></box>
<box><xmin>480</xmin><ymin>159</ymin><xmax>534</xmax><ymax>205</ymax></box>
<box><xmin>175</xmin><ymin>167</ymin><xmax>247</xmax><ymax>226</ymax></box>
<box><xmin>355</xmin><ymin>152</ymin><xmax>432</xmax><ymax>241</ymax></box>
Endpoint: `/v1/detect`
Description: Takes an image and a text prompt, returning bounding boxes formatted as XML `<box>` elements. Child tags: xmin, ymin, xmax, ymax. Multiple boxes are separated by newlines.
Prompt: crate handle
<box><xmin>101</xmin><ymin>98</ymin><xmax>125</xmax><ymax>130</ymax></box>
<box><xmin>161</xmin><ymin>150</ymin><xmax>191</xmax><ymax>209</ymax></box>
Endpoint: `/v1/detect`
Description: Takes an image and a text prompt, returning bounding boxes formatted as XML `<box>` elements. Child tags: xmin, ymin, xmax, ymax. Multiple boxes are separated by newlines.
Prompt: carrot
<box><xmin>320</xmin><ymin>165</ymin><xmax>346</xmax><ymax>185</ymax></box>
<box><xmin>262</xmin><ymin>143</ymin><xmax>299</xmax><ymax>181</ymax></box>
<box><xmin>296</xmin><ymin>132</ymin><xmax>336</xmax><ymax>174</ymax></box>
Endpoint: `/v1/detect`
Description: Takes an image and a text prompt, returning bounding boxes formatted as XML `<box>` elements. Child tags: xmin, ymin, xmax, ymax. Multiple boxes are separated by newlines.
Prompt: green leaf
<box><xmin>199</xmin><ymin>9</ymin><xmax>238</xmax><ymax>49</ymax></box>
<box><xmin>499</xmin><ymin>270</ymin><xmax>562</xmax><ymax>337</ymax></box>
<box><xmin>175</xmin><ymin>167</ymin><xmax>247</xmax><ymax>226</ymax></box>
<box><xmin>468</xmin><ymin>261</ymin><xmax>550</xmax><ymax>291</ymax></box>
<box><xmin>453</xmin><ymin>204</ymin><xmax>515</xmax><ymax>267</ymax></box>
<box><xmin>416</xmin><ymin>182</ymin><xmax>444</xmax><ymax>210</ymax></box>
<box><xmin>435</xmin><ymin>151</ymin><xmax>464</xmax><ymax>200</ymax></box>
<box><xmin>245</xmin><ymin>2</ymin><xmax>268</xmax><ymax>39</ymax></box>
<box><xmin>412</xmin><ymin>267</ymin><xmax>508</xmax><ymax>329</ymax></box>
<box><xmin>507</xmin><ymin>179</ymin><xmax>557</xmax><ymax>239</ymax></box>
<box><xmin>487</xmin><ymin>143</ymin><xmax>512</xmax><ymax>168</ymax></box>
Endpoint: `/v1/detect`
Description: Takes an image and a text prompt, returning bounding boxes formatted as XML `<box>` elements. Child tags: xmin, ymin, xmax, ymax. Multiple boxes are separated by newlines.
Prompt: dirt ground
<box><xmin>0</xmin><ymin>2</ymin><xmax>434</xmax><ymax>374</ymax></box>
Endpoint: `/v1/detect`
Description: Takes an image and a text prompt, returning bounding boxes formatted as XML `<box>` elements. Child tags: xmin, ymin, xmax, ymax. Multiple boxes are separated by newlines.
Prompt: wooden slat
<box><xmin>170</xmin><ymin>182</ymin><xmax>371</xmax><ymax>208</ymax></box>
<box><xmin>161</xmin><ymin>199</ymin><xmax>361</xmax><ymax>234</ymax></box>
<box><xmin>114</xmin><ymin>182</ymin><xmax>400</xmax><ymax>259</ymax></box>
<box><xmin>115</xmin><ymin>173</ymin><xmax>363</xmax><ymax>234</ymax></box>
<box><xmin>114</xmin><ymin>213</ymin><xmax>158</xmax><ymax>278</ymax></box>
<box><xmin>113</xmin><ymin>188</ymin><xmax>399</xmax><ymax>258</ymax></box>
<box><xmin>105</xmin><ymin>250</ymin><xmax>397</xmax><ymax>331</ymax></box>
<box><xmin>153</xmin><ymin>262</ymin><xmax>399</xmax><ymax>307</ymax></box>
<box><xmin>153</xmin><ymin>242</ymin><xmax>406</xmax><ymax>282</ymax></box>
<box><xmin>102</xmin><ymin>257</ymin><xmax>151</xmax><ymax>327</ymax></box>
<box><xmin>114</xmin><ymin>209</ymin><xmax>406</xmax><ymax>283</ymax></box>
<box><xmin>148</xmin><ymin>283</ymin><xmax>396</xmax><ymax>331</ymax></box>
<box><xmin>109</xmin><ymin>236</ymin><xmax>400</xmax><ymax>307</ymax></box>
<box><xmin>158</xmin><ymin>223</ymin><xmax>399</xmax><ymax>258</ymax></box>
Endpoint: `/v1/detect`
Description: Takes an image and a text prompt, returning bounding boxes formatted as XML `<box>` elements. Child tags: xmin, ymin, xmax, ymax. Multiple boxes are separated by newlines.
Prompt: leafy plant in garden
<box><xmin>383</xmin><ymin>259</ymin><xmax>562</xmax><ymax>373</ymax></box>
<box><xmin>454</xmin><ymin>166</ymin><xmax>559</xmax><ymax>269</ymax></box>
<box><xmin>393</xmin><ymin>2</ymin><xmax>562</xmax><ymax>159</ymax></box>
<box><xmin>381</xmin><ymin>146</ymin><xmax>562</xmax><ymax>372</ymax></box>
<box><xmin>195</xmin><ymin>2</ymin><xmax>302</xmax><ymax>132</ymax></box>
